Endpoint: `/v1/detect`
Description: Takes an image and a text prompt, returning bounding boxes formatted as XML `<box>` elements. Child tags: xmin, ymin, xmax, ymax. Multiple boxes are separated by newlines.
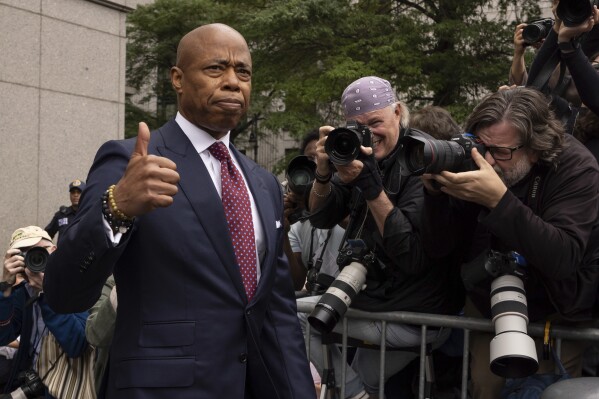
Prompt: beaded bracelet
<box><xmin>314</xmin><ymin>169</ymin><xmax>332</xmax><ymax>184</ymax></box>
<box><xmin>102</xmin><ymin>186</ymin><xmax>134</xmax><ymax>234</ymax></box>
<box><xmin>311</xmin><ymin>184</ymin><xmax>332</xmax><ymax>198</ymax></box>
<box><xmin>107</xmin><ymin>185</ymin><xmax>133</xmax><ymax>221</ymax></box>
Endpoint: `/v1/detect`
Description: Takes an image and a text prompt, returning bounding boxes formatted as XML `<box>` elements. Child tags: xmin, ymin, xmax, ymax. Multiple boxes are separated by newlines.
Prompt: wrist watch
<box><xmin>558</xmin><ymin>39</ymin><xmax>579</xmax><ymax>53</ymax></box>
<box><xmin>0</xmin><ymin>282</ymin><xmax>12</xmax><ymax>292</ymax></box>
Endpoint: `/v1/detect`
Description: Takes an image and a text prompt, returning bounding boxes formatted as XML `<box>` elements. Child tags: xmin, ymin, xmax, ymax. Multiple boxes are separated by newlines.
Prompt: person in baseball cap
<box><xmin>9</xmin><ymin>226</ymin><xmax>52</xmax><ymax>250</ymax></box>
<box><xmin>68</xmin><ymin>179</ymin><xmax>86</xmax><ymax>193</ymax></box>
<box><xmin>1</xmin><ymin>224</ymin><xmax>89</xmax><ymax>396</ymax></box>
<box><xmin>45</xmin><ymin>179</ymin><xmax>86</xmax><ymax>240</ymax></box>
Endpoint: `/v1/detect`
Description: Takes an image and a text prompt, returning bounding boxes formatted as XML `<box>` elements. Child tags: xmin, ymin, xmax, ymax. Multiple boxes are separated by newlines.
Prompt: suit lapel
<box><xmin>155</xmin><ymin>121</ymin><xmax>247</xmax><ymax>302</ymax></box>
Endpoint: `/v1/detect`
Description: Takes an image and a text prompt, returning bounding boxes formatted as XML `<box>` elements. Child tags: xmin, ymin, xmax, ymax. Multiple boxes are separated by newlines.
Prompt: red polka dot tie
<box><xmin>208</xmin><ymin>142</ymin><xmax>257</xmax><ymax>301</ymax></box>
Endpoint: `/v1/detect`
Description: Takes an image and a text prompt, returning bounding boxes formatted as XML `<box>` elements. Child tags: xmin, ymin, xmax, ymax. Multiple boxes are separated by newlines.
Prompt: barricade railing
<box><xmin>296</xmin><ymin>300</ymin><xmax>599</xmax><ymax>399</ymax></box>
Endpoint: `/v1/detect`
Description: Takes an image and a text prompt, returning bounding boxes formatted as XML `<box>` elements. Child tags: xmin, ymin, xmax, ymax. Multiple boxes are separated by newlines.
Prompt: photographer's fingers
<box><xmin>315</xmin><ymin>126</ymin><xmax>334</xmax><ymax>176</ymax></box>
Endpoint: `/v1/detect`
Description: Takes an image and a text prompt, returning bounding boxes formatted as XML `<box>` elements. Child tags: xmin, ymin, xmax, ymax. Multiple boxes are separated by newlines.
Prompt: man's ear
<box><xmin>171</xmin><ymin>66</ymin><xmax>183</xmax><ymax>93</ymax></box>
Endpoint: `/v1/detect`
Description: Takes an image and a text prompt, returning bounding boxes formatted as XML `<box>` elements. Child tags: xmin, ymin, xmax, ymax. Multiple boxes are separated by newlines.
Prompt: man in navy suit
<box><xmin>43</xmin><ymin>23</ymin><xmax>315</xmax><ymax>399</ymax></box>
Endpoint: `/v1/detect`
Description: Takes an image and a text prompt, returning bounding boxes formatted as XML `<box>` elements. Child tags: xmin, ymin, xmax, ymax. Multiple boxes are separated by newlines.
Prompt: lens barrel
<box><xmin>23</xmin><ymin>247</ymin><xmax>49</xmax><ymax>273</ymax></box>
<box><xmin>325</xmin><ymin>127</ymin><xmax>364</xmax><ymax>165</ymax></box>
<box><xmin>285</xmin><ymin>155</ymin><xmax>316</xmax><ymax>195</ymax></box>
<box><xmin>489</xmin><ymin>275</ymin><xmax>539</xmax><ymax>378</ymax></box>
<box><xmin>397</xmin><ymin>135</ymin><xmax>470</xmax><ymax>175</ymax></box>
<box><xmin>308</xmin><ymin>261</ymin><xmax>368</xmax><ymax>333</ymax></box>
<box><xmin>557</xmin><ymin>0</ymin><xmax>594</xmax><ymax>27</ymax></box>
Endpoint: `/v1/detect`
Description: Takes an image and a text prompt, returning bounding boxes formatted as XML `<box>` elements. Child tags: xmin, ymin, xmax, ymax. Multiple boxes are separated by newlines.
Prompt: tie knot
<box><xmin>208</xmin><ymin>141</ymin><xmax>230</xmax><ymax>162</ymax></box>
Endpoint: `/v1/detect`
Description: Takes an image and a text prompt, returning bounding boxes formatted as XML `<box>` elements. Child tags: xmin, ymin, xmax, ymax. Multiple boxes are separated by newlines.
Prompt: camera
<box><xmin>522</xmin><ymin>18</ymin><xmax>554</xmax><ymax>46</ymax></box>
<box><xmin>397</xmin><ymin>132</ymin><xmax>486</xmax><ymax>176</ymax></box>
<box><xmin>0</xmin><ymin>369</ymin><xmax>45</xmax><ymax>399</ymax></box>
<box><xmin>305</xmin><ymin>266</ymin><xmax>335</xmax><ymax>297</ymax></box>
<box><xmin>19</xmin><ymin>247</ymin><xmax>48</xmax><ymax>273</ymax></box>
<box><xmin>285</xmin><ymin>155</ymin><xmax>316</xmax><ymax>196</ymax></box>
<box><xmin>308</xmin><ymin>239</ymin><xmax>374</xmax><ymax>333</ymax></box>
<box><xmin>485</xmin><ymin>251</ymin><xmax>539</xmax><ymax>378</ymax></box>
<box><xmin>324</xmin><ymin>121</ymin><xmax>372</xmax><ymax>165</ymax></box>
<box><xmin>557</xmin><ymin>0</ymin><xmax>598</xmax><ymax>27</ymax></box>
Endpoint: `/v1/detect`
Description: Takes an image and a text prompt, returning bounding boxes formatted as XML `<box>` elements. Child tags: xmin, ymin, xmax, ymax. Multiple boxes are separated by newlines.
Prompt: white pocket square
<box><xmin>275</xmin><ymin>220</ymin><xmax>282</xmax><ymax>228</ymax></box>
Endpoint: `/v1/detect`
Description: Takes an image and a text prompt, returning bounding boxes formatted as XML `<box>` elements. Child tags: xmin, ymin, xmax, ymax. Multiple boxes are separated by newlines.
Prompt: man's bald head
<box><xmin>176</xmin><ymin>23</ymin><xmax>249</xmax><ymax>71</ymax></box>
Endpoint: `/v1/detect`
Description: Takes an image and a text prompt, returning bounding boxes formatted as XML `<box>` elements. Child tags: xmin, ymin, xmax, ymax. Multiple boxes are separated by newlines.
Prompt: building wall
<box><xmin>0</xmin><ymin>0</ymin><xmax>149</xmax><ymax>243</ymax></box>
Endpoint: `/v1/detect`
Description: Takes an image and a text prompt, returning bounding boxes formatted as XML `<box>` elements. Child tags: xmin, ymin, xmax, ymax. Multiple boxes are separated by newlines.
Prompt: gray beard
<box><xmin>494</xmin><ymin>156</ymin><xmax>533</xmax><ymax>187</ymax></box>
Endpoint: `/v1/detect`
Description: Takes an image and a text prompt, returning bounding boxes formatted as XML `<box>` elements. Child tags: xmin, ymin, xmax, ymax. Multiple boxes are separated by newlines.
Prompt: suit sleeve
<box><xmin>43</xmin><ymin>140</ymin><xmax>134</xmax><ymax>313</ymax></box>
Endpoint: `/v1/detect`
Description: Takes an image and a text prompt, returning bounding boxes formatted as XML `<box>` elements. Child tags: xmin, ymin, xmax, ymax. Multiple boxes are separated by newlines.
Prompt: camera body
<box><xmin>308</xmin><ymin>239</ymin><xmax>375</xmax><ymax>333</ymax></box>
<box><xmin>397</xmin><ymin>132</ymin><xmax>486</xmax><ymax>176</ymax></box>
<box><xmin>557</xmin><ymin>0</ymin><xmax>598</xmax><ymax>27</ymax></box>
<box><xmin>324</xmin><ymin>121</ymin><xmax>373</xmax><ymax>165</ymax></box>
<box><xmin>522</xmin><ymin>18</ymin><xmax>554</xmax><ymax>46</ymax></box>
<box><xmin>4</xmin><ymin>369</ymin><xmax>45</xmax><ymax>399</ymax></box>
<box><xmin>484</xmin><ymin>250</ymin><xmax>527</xmax><ymax>280</ymax></box>
<box><xmin>19</xmin><ymin>247</ymin><xmax>49</xmax><ymax>273</ymax></box>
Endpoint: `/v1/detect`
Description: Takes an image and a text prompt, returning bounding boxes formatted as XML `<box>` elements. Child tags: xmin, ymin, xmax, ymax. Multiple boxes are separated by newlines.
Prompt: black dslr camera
<box><xmin>557</xmin><ymin>0</ymin><xmax>598</xmax><ymax>27</ymax></box>
<box><xmin>285</xmin><ymin>155</ymin><xmax>316</xmax><ymax>196</ymax></box>
<box><xmin>19</xmin><ymin>247</ymin><xmax>48</xmax><ymax>273</ymax></box>
<box><xmin>397</xmin><ymin>132</ymin><xmax>486</xmax><ymax>176</ymax></box>
<box><xmin>324</xmin><ymin>121</ymin><xmax>372</xmax><ymax>165</ymax></box>
<box><xmin>522</xmin><ymin>18</ymin><xmax>554</xmax><ymax>46</ymax></box>
<box><xmin>0</xmin><ymin>369</ymin><xmax>45</xmax><ymax>399</ymax></box>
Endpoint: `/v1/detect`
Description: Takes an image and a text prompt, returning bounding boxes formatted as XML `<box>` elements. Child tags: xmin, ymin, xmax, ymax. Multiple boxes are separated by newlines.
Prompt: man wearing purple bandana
<box><xmin>302</xmin><ymin>76</ymin><xmax>463</xmax><ymax>399</ymax></box>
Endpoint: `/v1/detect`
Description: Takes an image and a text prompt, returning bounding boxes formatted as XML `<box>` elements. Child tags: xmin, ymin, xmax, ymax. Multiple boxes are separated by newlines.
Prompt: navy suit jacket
<box><xmin>43</xmin><ymin>120</ymin><xmax>314</xmax><ymax>399</ymax></box>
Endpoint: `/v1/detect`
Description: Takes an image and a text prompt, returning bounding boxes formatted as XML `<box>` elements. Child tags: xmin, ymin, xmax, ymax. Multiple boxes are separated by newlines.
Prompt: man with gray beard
<box><xmin>420</xmin><ymin>87</ymin><xmax>599</xmax><ymax>398</ymax></box>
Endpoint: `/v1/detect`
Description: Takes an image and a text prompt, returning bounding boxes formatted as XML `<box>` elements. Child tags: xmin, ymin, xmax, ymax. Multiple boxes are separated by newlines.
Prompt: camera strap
<box><xmin>527</xmin><ymin>49</ymin><xmax>562</xmax><ymax>93</ymax></box>
<box><xmin>307</xmin><ymin>227</ymin><xmax>333</xmax><ymax>273</ymax></box>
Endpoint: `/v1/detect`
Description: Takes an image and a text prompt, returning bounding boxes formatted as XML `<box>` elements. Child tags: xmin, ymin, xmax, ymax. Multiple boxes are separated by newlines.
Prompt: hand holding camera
<box><xmin>3</xmin><ymin>249</ymin><xmax>25</xmax><ymax>286</ymax></box>
<box><xmin>321</xmin><ymin>122</ymin><xmax>383</xmax><ymax>200</ymax></box>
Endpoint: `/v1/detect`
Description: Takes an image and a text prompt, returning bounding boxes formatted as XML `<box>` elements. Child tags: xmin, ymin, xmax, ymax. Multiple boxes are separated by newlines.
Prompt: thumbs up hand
<box><xmin>111</xmin><ymin>122</ymin><xmax>180</xmax><ymax>218</ymax></box>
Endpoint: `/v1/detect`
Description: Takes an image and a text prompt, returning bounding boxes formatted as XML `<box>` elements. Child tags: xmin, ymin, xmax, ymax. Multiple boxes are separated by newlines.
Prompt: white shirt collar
<box><xmin>175</xmin><ymin>112</ymin><xmax>231</xmax><ymax>153</ymax></box>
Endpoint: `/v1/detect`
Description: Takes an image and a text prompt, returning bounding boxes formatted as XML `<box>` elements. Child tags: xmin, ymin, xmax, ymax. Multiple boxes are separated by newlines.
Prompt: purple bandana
<box><xmin>341</xmin><ymin>76</ymin><xmax>397</xmax><ymax>118</ymax></box>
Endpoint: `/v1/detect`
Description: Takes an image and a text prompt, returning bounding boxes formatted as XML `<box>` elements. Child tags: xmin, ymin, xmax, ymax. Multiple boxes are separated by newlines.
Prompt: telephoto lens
<box><xmin>308</xmin><ymin>239</ymin><xmax>374</xmax><ymax>333</ymax></box>
<box><xmin>397</xmin><ymin>132</ymin><xmax>485</xmax><ymax>176</ymax></box>
<box><xmin>285</xmin><ymin>155</ymin><xmax>316</xmax><ymax>196</ymax></box>
<box><xmin>489</xmin><ymin>275</ymin><xmax>539</xmax><ymax>378</ymax></box>
<box><xmin>308</xmin><ymin>260</ymin><xmax>368</xmax><ymax>333</ymax></box>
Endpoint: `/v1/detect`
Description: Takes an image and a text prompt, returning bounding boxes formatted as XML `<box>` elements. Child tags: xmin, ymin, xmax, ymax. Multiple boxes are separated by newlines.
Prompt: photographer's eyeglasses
<box><xmin>484</xmin><ymin>144</ymin><xmax>525</xmax><ymax>161</ymax></box>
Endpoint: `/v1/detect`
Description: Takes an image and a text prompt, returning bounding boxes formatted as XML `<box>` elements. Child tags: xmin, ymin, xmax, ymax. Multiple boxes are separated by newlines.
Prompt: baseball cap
<box><xmin>341</xmin><ymin>76</ymin><xmax>397</xmax><ymax>119</ymax></box>
<box><xmin>9</xmin><ymin>226</ymin><xmax>52</xmax><ymax>250</ymax></box>
<box><xmin>69</xmin><ymin>179</ymin><xmax>86</xmax><ymax>192</ymax></box>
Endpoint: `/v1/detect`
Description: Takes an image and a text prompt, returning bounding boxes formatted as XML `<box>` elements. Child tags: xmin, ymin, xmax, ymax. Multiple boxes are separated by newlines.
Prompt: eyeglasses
<box><xmin>484</xmin><ymin>144</ymin><xmax>525</xmax><ymax>161</ymax></box>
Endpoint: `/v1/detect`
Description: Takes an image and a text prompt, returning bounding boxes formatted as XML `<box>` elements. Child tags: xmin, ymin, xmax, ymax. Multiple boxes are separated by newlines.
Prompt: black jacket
<box><xmin>310</xmin><ymin>128</ymin><xmax>463</xmax><ymax>315</ymax></box>
<box><xmin>423</xmin><ymin>135</ymin><xmax>599</xmax><ymax>321</ymax></box>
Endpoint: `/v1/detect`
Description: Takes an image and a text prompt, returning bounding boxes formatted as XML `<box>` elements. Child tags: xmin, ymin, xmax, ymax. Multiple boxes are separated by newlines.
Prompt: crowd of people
<box><xmin>2</xmin><ymin>2</ymin><xmax>599</xmax><ymax>398</ymax></box>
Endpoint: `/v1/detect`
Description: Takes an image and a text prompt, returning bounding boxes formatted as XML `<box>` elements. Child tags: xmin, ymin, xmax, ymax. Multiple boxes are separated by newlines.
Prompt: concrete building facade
<box><xmin>0</xmin><ymin>0</ymin><xmax>150</xmax><ymax>243</ymax></box>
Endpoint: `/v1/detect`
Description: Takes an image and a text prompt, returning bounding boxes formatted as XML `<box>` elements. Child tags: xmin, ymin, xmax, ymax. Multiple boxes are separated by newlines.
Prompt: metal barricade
<box><xmin>296</xmin><ymin>300</ymin><xmax>599</xmax><ymax>399</ymax></box>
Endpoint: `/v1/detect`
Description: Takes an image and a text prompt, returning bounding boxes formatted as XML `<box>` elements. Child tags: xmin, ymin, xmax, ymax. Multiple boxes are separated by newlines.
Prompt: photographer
<box><xmin>306</xmin><ymin>76</ymin><xmax>461</xmax><ymax>399</ymax></box>
<box><xmin>527</xmin><ymin>1</ymin><xmax>599</xmax><ymax>122</ymax></box>
<box><xmin>285</xmin><ymin>130</ymin><xmax>345</xmax><ymax>292</ymax></box>
<box><xmin>0</xmin><ymin>226</ymin><xmax>89</xmax><ymax>398</ymax></box>
<box><xmin>420</xmin><ymin>87</ymin><xmax>599</xmax><ymax>398</ymax></box>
